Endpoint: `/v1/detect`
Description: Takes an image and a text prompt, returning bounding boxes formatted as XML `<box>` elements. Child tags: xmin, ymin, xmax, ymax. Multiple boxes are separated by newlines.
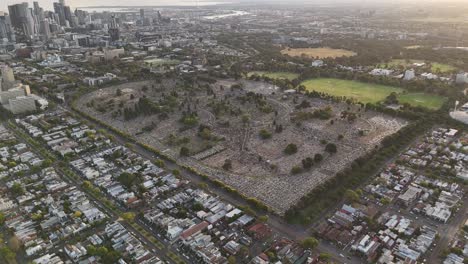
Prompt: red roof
<box><xmin>248</xmin><ymin>223</ymin><xmax>272</xmax><ymax>239</ymax></box>
<box><xmin>180</xmin><ymin>221</ymin><xmax>209</xmax><ymax>240</ymax></box>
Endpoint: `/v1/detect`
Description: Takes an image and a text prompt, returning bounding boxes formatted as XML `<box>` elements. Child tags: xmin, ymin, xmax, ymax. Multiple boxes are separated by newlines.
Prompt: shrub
<box><xmin>325</xmin><ymin>143</ymin><xmax>337</xmax><ymax>153</ymax></box>
<box><xmin>259</xmin><ymin>129</ymin><xmax>272</xmax><ymax>139</ymax></box>
<box><xmin>291</xmin><ymin>166</ymin><xmax>303</xmax><ymax>174</ymax></box>
<box><xmin>284</xmin><ymin>144</ymin><xmax>298</xmax><ymax>155</ymax></box>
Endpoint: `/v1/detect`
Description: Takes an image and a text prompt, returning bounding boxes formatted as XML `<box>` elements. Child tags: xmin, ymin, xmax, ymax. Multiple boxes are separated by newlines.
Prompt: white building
<box><xmin>8</xmin><ymin>96</ymin><xmax>37</xmax><ymax>114</ymax></box>
<box><xmin>403</xmin><ymin>69</ymin><xmax>415</xmax><ymax>81</ymax></box>
<box><xmin>456</xmin><ymin>72</ymin><xmax>468</xmax><ymax>84</ymax></box>
<box><xmin>370</xmin><ymin>68</ymin><xmax>393</xmax><ymax>76</ymax></box>
<box><xmin>311</xmin><ymin>60</ymin><xmax>324</xmax><ymax>67</ymax></box>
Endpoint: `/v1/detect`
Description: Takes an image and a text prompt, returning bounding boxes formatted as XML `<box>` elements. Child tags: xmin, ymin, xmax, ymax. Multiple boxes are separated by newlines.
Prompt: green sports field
<box><xmin>300</xmin><ymin>78</ymin><xmax>446</xmax><ymax>110</ymax></box>
<box><xmin>248</xmin><ymin>71</ymin><xmax>299</xmax><ymax>80</ymax></box>
<box><xmin>301</xmin><ymin>78</ymin><xmax>403</xmax><ymax>103</ymax></box>
<box><xmin>397</xmin><ymin>93</ymin><xmax>447</xmax><ymax>110</ymax></box>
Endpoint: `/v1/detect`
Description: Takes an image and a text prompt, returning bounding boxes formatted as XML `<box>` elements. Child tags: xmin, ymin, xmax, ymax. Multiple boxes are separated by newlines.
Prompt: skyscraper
<box><xmin>8</xmin><ymin>3</ymin><xmax>35</xmax><ymax>41</ymax></box>
<box><xmin>0</xmin><ymin>12</ymin><xmax>15</xmax><ymax>42</ymax></box>
<box><xmin>64</xmin><ymin>6</ymin><xmax>74</xmax><ymax>27</ymax></box>
<box><xmin>108</xmin><ymin>15</ymin><xmax>120</xmax><ymax>42</ymax></box>
<box><xmin>53</xmin><ymin>2</ymin><xmax>66</xmax><ymax>26</ymax></box>
<box><xmin>40</xmin><ymin>20</ymin><xmax>51</xmax><ymax>40</ymax></box>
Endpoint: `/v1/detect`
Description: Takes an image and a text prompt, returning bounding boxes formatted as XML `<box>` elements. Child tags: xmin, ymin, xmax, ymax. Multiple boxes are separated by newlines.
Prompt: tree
<box><xmin>318</xmin><ymin>252</ymin><xmax>331</xmax><ymax>261</ymax></box>
<box><xmin>74</xmin><ymin>211</ymin><xmax>83</xmax><ymax>218</ymax></box>
<box><xmin>325</xmin><ymin>143</ymin><xmax>337</xmax><ymax>154</ymax></box>
<box><xmin>344</xmin><ymin>189</ymin><xmax>360</xmax><ymax>202</ymax></box>
<box><xmin>154</xmin><ymin>159</ymin><xmax>165</xmax><ymax>168</ymax></box>
<box><xmin>259</xmin><ymin>129</ymin><xmax>272</xmax><ymax>139</ymax></box>
<box><xmin>0</xmin><ymin>247</ymin><xmax>16</xmax><ymax>263</ymax></box>
<box><xmin>258</xmin><ymin>215</ymin><xmax>269</xmax><ymax>223</ymax></box>
<box><xmin>116</xmin><ymin>88</ymin><xmax>122</xmax><ymax>96</ymax></box>
<box><xmin>117</xmin><ymin>172</ymin><xmax>136</xmax><ymax>189</ymax></box>
<box><xmin>172</xmin><ymin>169</ymin><xmax>180</xmax><ymax>176</ymax></box>
<box><xmin>384</xmin><ymin>92</ymin><xmax>399</xmax><ymax>105</ymax></box>
<box><xmin>192</xmin><ymin>202</ymin><xmax>204</xmax><ymax>211</ymax></box>
<box><xmin>121</xmin><ymin>212</ymin><xmax>135</xmax><ymax>222</ymax></box>
<box><xmin>291</xmin><ymin>166</ymin><xmax>303</xmax><ymax>174</ymax></box>
<box><xmin>0</xmin><ymin>213</ymin><xmax>5</xmax><ymax>226</ymax></box>
<box><xmin>381</xmin><ymin>197</ymin><xmax>391</xmax><ymax>205</ymax></box>
<box><xmin>301</xmin><ymin>237</ymin><xmax>318</xmax><ymax>249</ymax></box>
<box><xmin>222</xmin><ymin>159</ymin><xmax>232</xmax><ymax>171</ymax></box>
<box><xmin>199</xmin><ymin>128</ymin><xmax>212</xmax><ymax>140</ymax></box>
<box><xmin>11</xmin><ymin>183</ymin><xmax>24</xmax><ymax>196</ymax></box>
<box><xmin>301</xmin><ymin>157</ymin><xmax>314</xmax><ymax>170</ymax></box>
<box><xmin>8</xmin><ymin>236</ymin><xmax>21</xmax><ymax>252</ymax></box>
<box><xmin>241</xmin><ymin>114</ymin><xmax>250</xmax><ymax>125</ymax></box>
<box><xmin>227</xmin><ymin>256</ymin><xmax>236</xmax><ymax>264</ymax></box>
<box><xmin>284</xmin><ymin>144</ymin><xmax>298</xmax><ymax>155</ymax></box>
<box><xmin>314</xmin><ymin>153</ymin><xmax>323</xmax><ymax>162</ymax></box>
<box><xmin>180</xmin><ymin>146</ymin><xmax>190</xmax><ymax>156</ymax></box>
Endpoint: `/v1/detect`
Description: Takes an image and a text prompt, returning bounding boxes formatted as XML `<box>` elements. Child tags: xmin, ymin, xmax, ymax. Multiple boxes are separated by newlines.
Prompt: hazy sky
<box><xmin>1</xmin><ymin>0</ymin><xmax>466</xmax><ymax>12</ymax></box>
<box><xmin>1</xmin><ymin>0</ymin><xmax>230</xmax><ymax>10</ymax></box>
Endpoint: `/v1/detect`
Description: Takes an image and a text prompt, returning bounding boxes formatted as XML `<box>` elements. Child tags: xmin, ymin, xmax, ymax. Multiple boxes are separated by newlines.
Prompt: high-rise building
<box><xmin>0</xmin><ymin>12</ymin><xmax>15</xmax><ymax>42</ymax></box>
<box><xmin>8</xmin><ymin>3</ymin><xmax>36</xmax><ymax>41</ymax></box>
<box><xmin>40</xmin><ymin>20</ymin><xmax>51</xmax><ymax>39</ymax></box>
<box><xmin>108</xmin><ymin>15</ymin><xmax>120</xmax><ymax>41</ymax></box>
<box><xmin>53</xmin><ymin>2</ymin><xmax>66</xmax><ymax>26</ymax></box>
<box><xmin>64</xmin><ymin>6</ymin><xmax>74</xmax><ymax>27</ymax></box>
<box><xmin>33</xmin><ymin>2</ymin><xmax>41</xmax><ymax>17</ymax></box>
<box><xmin>140</xmin><ymin>9</ymin><xmax>145</xmax><ymax>19</ymax></box>
<box><xmin>75</xmin><ymin>9</ymin><xmax>88</xmax><ymax>25</ymax></box>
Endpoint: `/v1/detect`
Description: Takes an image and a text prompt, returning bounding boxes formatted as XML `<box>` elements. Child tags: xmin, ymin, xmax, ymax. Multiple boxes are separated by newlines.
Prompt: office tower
<box><xmin>53</xmin><ymin>2</ymin><xmax>66</xmax><ymax>26</ymax></box>
<box><xmin>75</xmin><ymin>10</ymin><xmax>88</xmax><ymax>25</ymax></box>
<box><xmin>108</xmin><ymin>15</ymin><xmax>120</xmax><ymax>41</ymax></box>
<box><xmin>33</xmin><ymin>2</ymin><xmax>42</xmax><ymax>18</ymax></box>
<box><xmin>64</xmin><ymin>6</ymin><xmax>74</xmax><ymax>27</ymax></box>
<box><xmin>8</xmin><ymin>3</ymin><xmax>35</xmax><ymax>41</ymax></box>
<box><xmin>40</xmin><ymin>20</ymin><xmax>51</xmax><ymax>39</ymax></box>
<box><xmin>140</xmin><ymin>9</ymin><xmax>145</xmax><ymax>19</ymax></box>
<box><xmin>0</xmin><ymin>12</ymin><xmax>15</xmax><ymax>42</ymax></box>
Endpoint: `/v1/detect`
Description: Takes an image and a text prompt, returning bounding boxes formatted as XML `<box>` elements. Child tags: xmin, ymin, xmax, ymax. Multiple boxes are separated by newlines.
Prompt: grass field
<box><xmin>397</xmin><ymin>93</ymin><xmax>447</xmax><ymax>110</ymax></box>
<box><xmin>379</xmin><ymin>59</ymin><xmax>457</xmax><ymax>73</ymax></box>
<box><xmin>247</xmin><ymin>71</ymin><xmax>299</xmax><ymax>80</ymax></box>
<box><xmin>301</xmin><ymin>78</ymin><xmax>446</xmax><ymax>109</ymax></box>
<box><xmin>281</xmin><ymin>47</ymin><xmax>356</xmax><ymax>59</ymax></box>
<box><xmin>301</xmin><ymin>78</ymin><xmax>403</xmax><ymax>103</ymax></box>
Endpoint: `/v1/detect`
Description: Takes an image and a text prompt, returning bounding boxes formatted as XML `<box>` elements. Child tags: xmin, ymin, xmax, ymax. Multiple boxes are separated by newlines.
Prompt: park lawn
<box><xmin>397</xmin><ymin>93</ymin><xmax>447</xmax><ymax>110</ymax></box>
<box><xmin>430</xmin><ymin>62</ymin><xmax>458</xmax><ymax>73</ymax></box>
<box><xmin>379</xmin><ymin>59</ymin><xmax>457</xmax><ymax>73</ymax></box>
<box><xmin>247</xmin><ymin>71</ymin><xmax>299</xmax><ymax>80</ymax></box>
<box><xmin>301</xmin><ymin>78</ymin><xmax>403</xmax><ymax>104</ymax></box>
<box><xmin>281</xmin><ymin>47</ymin><xmax>356</xmax><ymax>59</ymax></box>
